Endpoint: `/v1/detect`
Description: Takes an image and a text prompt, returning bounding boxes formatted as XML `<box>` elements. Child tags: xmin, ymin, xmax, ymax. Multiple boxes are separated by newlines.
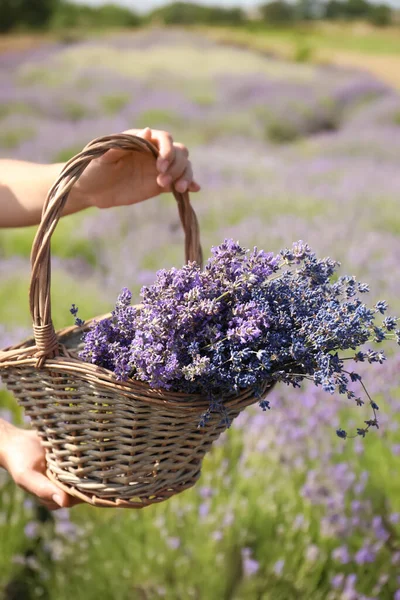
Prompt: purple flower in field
<box><xmin>389</xmin><ymin>513</ymin><xmax>400</xmax><ymax>524</ymax></box>
<box><xmin>198</xmin><ymin>502</ymin><xmax>210</xmax><ymax>519</ymax></box>
<box><xmin>331</xmin><ymin>573</ymin><xmax>344</xmax><ymax>589</ymax></box>
<box><xmin>305</xmin><ymin>544</ymin><xmax>319</xmax><ymax>562</ymax></box>
<box><xmin>223</xmin><ymin>511</ymin><xmax>234</xmax><ymax>527</ymax></box>
<box><xmin>24</xmin><ymin>522</ymin><xmax>39</xmax><ymax>539</ymax></box>
<box><xmin>241</xmin><ymin>548</ymin><xmax>260</xmax><ymax>577</ymax></box>
<box><xmin>273</xmin><ymin>559</ymin><xmax>285</xmax><ymax>576</ymax></box>
<box><xmin>392</xmin><ymin>552</ymin><xmax>400</xmax><ymax>565</ymax></box>
<box><xmin>394</xmin><ymin>591</ymin><xmax>400</xmax><ymax>600</ymax></box>
<box><xmin>292</xmin><ymin>514</ymin><xmax>306</xmax><ymax>531</ymax></box>
<box><xmin>198</xmin><ymin>486</ymin><xmax>214</xmax><ymax>499</ymax></box>
<box><xmin>54</xmin><ymin>520</ymin><xmax>78</xmax><ymax>540</ymax></box>
<box><xmin>371</xmin><ymin>516</ymin><xmax>389</xmax><ymax>542</ymax></box>
<box><xmin>332</xmin><ymin>545</ymin><xmax>351</xmax><ymax>564</ymax></box>
<box><xmin>354</xmin><ymin>545</ymin><xmax>376</xmax><ymax>564</ymax></box>
<box><xmin>166</xmin><ymin>537</ymin><xmax>181</xmax><ymax>550</ymax></box>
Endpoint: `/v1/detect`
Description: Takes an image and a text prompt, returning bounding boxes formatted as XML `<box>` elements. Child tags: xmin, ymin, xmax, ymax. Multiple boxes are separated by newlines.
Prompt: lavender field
<box><xmin>1</xmin><ymin>28</ymin><xmax>400</xmax><ymax>600</ymax></box>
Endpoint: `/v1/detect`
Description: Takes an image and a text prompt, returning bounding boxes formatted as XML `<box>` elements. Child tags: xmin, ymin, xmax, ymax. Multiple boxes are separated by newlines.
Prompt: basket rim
<box><xmin>0</xmin><ymin>311</ymin><xmax>274</xmax><ymax>412</ymax></box>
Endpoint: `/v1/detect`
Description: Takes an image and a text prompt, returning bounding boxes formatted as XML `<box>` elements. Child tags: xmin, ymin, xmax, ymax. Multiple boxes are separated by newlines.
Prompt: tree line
<box><xmin>0</xmin><ymin>0</ymin><xmax>396</xmax><ymax>34</ymax></box>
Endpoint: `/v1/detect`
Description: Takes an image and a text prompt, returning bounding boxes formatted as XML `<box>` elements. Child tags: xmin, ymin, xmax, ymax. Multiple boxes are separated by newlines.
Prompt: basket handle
<box><xmin>29</xmin><ymin>133</ymin><xmax>203</xmax><ymax>363</ymax></box>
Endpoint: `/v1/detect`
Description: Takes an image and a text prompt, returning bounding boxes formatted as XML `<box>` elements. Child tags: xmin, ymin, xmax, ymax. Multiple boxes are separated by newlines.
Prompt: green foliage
<box><xmin>51</xmin><ymin>2</ymin><xmax>141</xmax><ymax>30</ymax></box>
<box><xmin>259</xmin><ymin>1</ymin><xmax>296</xmax><ymax>24</ymax></box>
<box><xmin>61</xmin><ymin>100</ymin><xmax>91</xmax><ymax>121</ymax></box>
<box><xmin>293</xmin><ymin>42</ymin><xmax>314</xmax><ymax>62</ymax></box>
<box><xmin>0</xmin><ymin>0</ymin><xmax>395</xmax><ymax>35</ymax></box>
<box><xmin>0</xmin><ymin>0</ymin><xmax>59</xmax><ymax>32</ymax></box>
<box><xmin>0</xmin><ymin>127</ymin><xmax>35</xmax><ymax>149</ymax></box>
<box><xmin>136</xmin><ymin>108</ymin><xmax>183</xmax><ymax>129</ymax></box>
<box><xmin>53</xmin><ymin>145</ymin><xmax>86</xmax><ymax>162</ymax></box>
<box><xmin>265</xmin><ymin>119</ymin><xmax>300</xmax><ymax>143</ymax></box>
<box><xmin>148</xmin><ymin>2</ymin><xmax>245</xmax><ymax>26</ymax></box>
<box><xmin>324</xmin><ymin>0</ymin><xmax>393</xmax><ymax>23</ymax></box>
<box><xmin>325</xmin><ymin>0</ymin><xmax>346</xmax><ymax>19</ymax></box>
<box><xmin>100</xmin><ymin>93</ymin><xmax>130</xmax><ymax>115</ymax></box>
<box><xmin>367</xmin><ymin>3</ymin><xmax>392</xmax><ymax>26</ymax></box>
<box><xmin>189</xmin><ymin>91</ymin><xmax>216</xmax><ymax>107</ymax></box>
<box><xmin>346</xmin><ymin>0</ymin><xmax>372</xmax><ymax>18</ymax></box>
<box><xmin>260</xmin><ymin>98</ymin><xmax>340</xmax><ymax>144</ymax></box>
<box><xmin>296</xmin><ymin>0</ymin><xmax>323</xmax><ymax>20</ymax></box>
<box><xmin>0</xmin><ymin>102</ymin><xmax>33</xmax><ymax>120</ymax></box>
<box><xmin>0</xmin><ymin>212</ymin><xmax>97</xmax><ymax>269</ymax></box>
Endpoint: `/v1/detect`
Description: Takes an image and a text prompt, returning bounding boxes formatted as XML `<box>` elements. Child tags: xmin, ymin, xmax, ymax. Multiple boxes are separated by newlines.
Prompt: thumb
<box><xmin>16</xmin><ymin>469</ymin><xmax>68</xmax><ymax>508</ymax></box>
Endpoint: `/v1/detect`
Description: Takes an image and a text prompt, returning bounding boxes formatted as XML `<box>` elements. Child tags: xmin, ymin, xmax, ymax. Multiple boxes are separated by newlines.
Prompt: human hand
<box><xmin>0</xmin><ymin>421</ymin><xmax>81</xmax><ymax>510</ymax></box>
<box><xmin>71</xmin><ymin>127</ymin><xmax>201</xmax><ymax>211</ymax></box>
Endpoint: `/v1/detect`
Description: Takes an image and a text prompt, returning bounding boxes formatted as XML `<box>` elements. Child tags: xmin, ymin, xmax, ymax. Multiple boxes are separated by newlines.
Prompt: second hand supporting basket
<box><xmin>0</xmin><ymin>133</ymin><xmax>273</xmax><ymax>508</ymax></box>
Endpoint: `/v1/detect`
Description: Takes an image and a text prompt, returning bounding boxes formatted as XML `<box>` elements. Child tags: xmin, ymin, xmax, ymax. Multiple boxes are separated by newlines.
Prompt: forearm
<box><xmin>0</xmin><ymin>160</ymin><xmax>87</xmax><ymax>228</ymax></box>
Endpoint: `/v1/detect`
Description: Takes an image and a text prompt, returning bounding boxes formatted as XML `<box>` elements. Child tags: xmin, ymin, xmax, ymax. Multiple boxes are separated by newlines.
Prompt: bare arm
<box><xmin>0</xmin><ymin>160</ymin><xmax>86</xmax><ymax>228</ymax></box>
<box><xmin>0</xmin><ymin>128</ymin><xmax>200</xmax><ymax>229</ymax></box>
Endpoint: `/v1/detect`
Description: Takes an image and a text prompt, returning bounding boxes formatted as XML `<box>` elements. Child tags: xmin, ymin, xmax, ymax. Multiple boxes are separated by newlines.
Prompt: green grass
<box><xmin>136</xmin><ymin>108</ymin><xmax>183</xmax><ymax>129</ymax></box>
<box><xmin>0</xmin><ymin>127</ymin><xmax>35</xmax><ymax>149</ymax></box>
<box><xmin>0</xmin><ymin>102</ymin><xmax>35</xmax><ymax>120</ymax></box>
<box><xmin>0</xmin><ymin>269</ymin><xmax>110</xmax><ymax>331</ymax></box>
<box><xmin>52</xmin><ymin>144</ymin><xmax>87</xmax><ymax>162</ymax></box>
<box><xmin>197</xmin><ymin>189</ymin><xmax>325</xmax><ymax>235</ymax></box>
<box><xmin>100</xmin><ymin>92</ymin><xmax>130</xmax><ymax>115</ymax></box>
<box><xmin>374</xmin><ymin>198</ymin><xmax>400</xmax><ymax>236</ymax></box>
<box><xmin>61</xmin><ymin>100</ymin><xmax>91</xmax><ymax>121</ymax></box>
<box><xmin>0</xmin><ymin>212</ymin><xmax>97</xmax><ymax>265</ymax></box>
<box><xmin>207</xmin><ymin>22</ymin><xmax>400</xmax><ymax>57</ymax></box>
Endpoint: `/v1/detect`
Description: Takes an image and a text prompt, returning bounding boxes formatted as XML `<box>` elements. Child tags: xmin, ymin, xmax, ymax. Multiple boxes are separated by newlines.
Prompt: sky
<box><xmin>74</xmin><ymin>0</ymin><xmax>400</xmax><ymax>10</ymax></box>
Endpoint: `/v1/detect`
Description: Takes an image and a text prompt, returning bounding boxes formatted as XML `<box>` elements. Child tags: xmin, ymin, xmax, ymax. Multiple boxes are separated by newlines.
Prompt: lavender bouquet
<box><xmin>74</xmin><ymin>240</ymin><xmax>399</xmax><ymax>438</ymax></box>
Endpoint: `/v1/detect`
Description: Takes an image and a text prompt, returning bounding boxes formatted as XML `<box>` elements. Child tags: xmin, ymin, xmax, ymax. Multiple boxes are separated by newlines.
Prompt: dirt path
<box><xmin>0</xmin><ymin>33</ymin><xmax>54</xmax><ymax>54</ymax></box>
<box><xmin>320</xmin><ymin>50</ymin><xmax>400</xmax><ymax>89</ymax></box>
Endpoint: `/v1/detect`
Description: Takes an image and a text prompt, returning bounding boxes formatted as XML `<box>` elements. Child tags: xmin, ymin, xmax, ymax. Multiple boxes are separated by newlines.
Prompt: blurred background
<box><xmin>1</xmin><ymin>1</ymin><xmax>400</xmax><ymax>599</ymax></box>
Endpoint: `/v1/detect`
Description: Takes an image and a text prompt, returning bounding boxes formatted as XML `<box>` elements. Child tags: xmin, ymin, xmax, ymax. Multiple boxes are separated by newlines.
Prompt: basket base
<box><xmin>46</xmin><ymin>469</ymin><xmax>197</xmax><ymax>509</ymax></box>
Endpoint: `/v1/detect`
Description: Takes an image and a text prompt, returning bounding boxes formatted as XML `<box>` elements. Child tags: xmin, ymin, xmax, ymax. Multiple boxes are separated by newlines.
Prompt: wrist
<box><xmin>51</xmin><ymin>163</ymin><xmax>90</xmax><ymax>216</ymax></box>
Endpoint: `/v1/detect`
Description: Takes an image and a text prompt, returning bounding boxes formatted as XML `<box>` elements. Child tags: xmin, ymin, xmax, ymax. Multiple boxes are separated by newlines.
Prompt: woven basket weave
<box><xmin>0</xmin><ymin>133</ymin><xmax>273</xmax><ymax>508</ymax></box>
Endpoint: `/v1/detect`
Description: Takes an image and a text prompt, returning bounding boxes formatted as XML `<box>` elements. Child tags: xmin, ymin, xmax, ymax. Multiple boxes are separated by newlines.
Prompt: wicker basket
<box><xmin>0</xmin><ymin>133</ymin><xmax>273</xmax><ymax>508</ymax></box>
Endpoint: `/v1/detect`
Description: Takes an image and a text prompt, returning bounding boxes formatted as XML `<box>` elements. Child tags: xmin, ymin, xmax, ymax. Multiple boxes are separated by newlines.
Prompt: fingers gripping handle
<box><xmin>29</xmin><ymin>133</ymin><xmax>203</xmax><ymax>364</ymax></box>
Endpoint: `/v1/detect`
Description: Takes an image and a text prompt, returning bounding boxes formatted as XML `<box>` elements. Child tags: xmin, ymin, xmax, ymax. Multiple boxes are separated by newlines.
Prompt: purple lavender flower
<box><xmin>332</xmin><ymin>545</ymin><xmax>351</xmax><ymax>564</ymax></box>
<box><xmin>354</xmin><ymin>545</ymin><xmax>376</xmax><ymax>564</ymax></box>
<box><xmin>78</xmin><ymin>239</ymin><xmax>396</xmax><ymax>436</ymax></box>
<box><xmin>241</xmin><ymin>548</ymin><xmax>260</xmax><ymax>577</ymax></box>
<box><xmin>273</xmin><ymin>558</ymin><xmax>285</xmax><ymax>576</ymax></box>
<box><xmin>166</xmin><ymin>537</ymin><xmax>181</xmax><ymax>550</ymax></box>
<box><xmin>331</xmin><ymin>573</ymin><xmax>345</xmax><ymax>589</ymax></box>
<box><xmin>24</xmin><ymin>522</ymin><xmax>39</xmax><ymax>539</ymax></box>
